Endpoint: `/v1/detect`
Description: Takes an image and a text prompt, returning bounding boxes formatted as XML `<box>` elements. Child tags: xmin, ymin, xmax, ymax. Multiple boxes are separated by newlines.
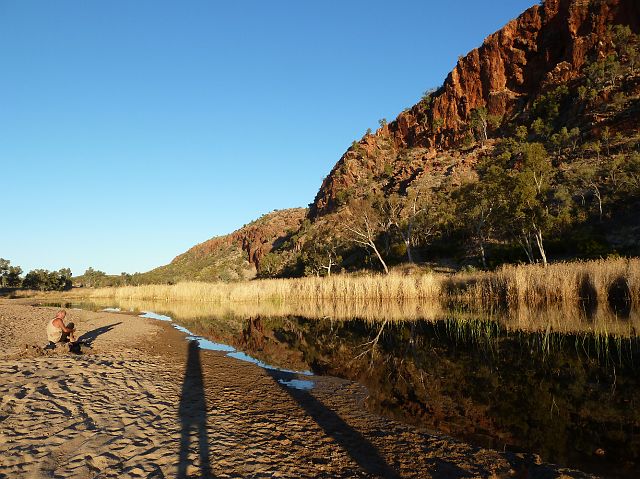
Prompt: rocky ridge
<box><xmin>310</xmin><ymin>0</ymin><xmax>640</xmax><ymax>217</ymax></box>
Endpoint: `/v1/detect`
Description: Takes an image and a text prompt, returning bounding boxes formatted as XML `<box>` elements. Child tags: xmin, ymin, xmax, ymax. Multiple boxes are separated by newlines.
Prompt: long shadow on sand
<box><xmin>77</xmin><ymin>322</ymin><xmax>122</xmax><ymax>345</ymax></box>
<box><xmin>178</xmin><ymin>340</ymin><xmax>213</xmax><ymax>478</ymax></box>
<box><xmin>265</xmin><ymin>368</ymin><xmax>401</xmax><ymax>478</ymax></box>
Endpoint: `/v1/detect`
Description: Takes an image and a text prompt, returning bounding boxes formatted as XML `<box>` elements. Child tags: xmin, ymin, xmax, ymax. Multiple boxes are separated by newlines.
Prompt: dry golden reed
<box><xmin>27</xmin><ymin>258</ymin><xmax>638</xmax><ymax>318</ymax></box>
<box><xmin>453</xmin><ymin>257</ymin><xmax>639</xmax><ymax>309</ymax></box>
<box><xmin>84</xmin><ymin>272</ymin><xmax>442</xmax><ymax>304</ymax></box>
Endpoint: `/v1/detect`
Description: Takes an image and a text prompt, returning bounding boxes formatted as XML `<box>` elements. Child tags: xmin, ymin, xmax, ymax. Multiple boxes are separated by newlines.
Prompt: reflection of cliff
<box><xmin>176</xmin><ymin>315</ymin><xmax>311</xmax><ymax>373</ymax></box>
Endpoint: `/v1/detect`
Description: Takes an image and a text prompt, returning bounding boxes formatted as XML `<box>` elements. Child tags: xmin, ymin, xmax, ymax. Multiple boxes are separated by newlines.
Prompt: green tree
<box><xmin>507</xmin><ymin>142</ymin><xmax>557</xmax><ymax>266</ymax></box>
<box><xmin>5</xmin><ymin>266</ymin><xmax>23</xmax><ymax>287</ymax></box>
<box><xmin>0</xmin><ymin>258</ymin><xmax>9</xmax><ymax>287</ymax></box>
<box><xmin>478</xmin><ymin>140</ymin><xmax>567</xmax><ymax>266</ymax></box>
<box><xmin>569</xmin><ymin>162</ymin><xmax>605</xmax><ymax>222</ymax></box>
<box><xmin>301</xmin><ymin>235</ymin><xmax>342</xmax><ymax>277</ymax></box>
<box><xmin>22</xmin><ymin>268</ymin><xmax>71</xmax><ymax>291</ymax></box>
<box><xmin>83</xmin><ymin>267</ymin><xmax>107</xmax><ymax>287</ymax></box>
<box><xmin>257</xmin><ymin>253</ymin><xmax>283</xmax><ymax>278</ymax></box>
<box><xmin>0</xmin><ymin>259</ymin><xmax>24</xmax><ymax>288</ymax></box>
<box><xmin>454</xmin><ymin>173</ymin><xmax>508</xmax><ymax>269</ymax></box>
<box><xmin>386</xmin><ymin>188</ymin><xmax>443</xmax><ymax>264</ymax></box>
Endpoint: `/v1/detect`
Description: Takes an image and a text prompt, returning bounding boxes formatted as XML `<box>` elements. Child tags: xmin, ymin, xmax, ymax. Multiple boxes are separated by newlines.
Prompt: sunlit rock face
<box><xmin>309</xmin><ymin>0</ymin><xmax>640</xmax><ymax>218</ymax></box>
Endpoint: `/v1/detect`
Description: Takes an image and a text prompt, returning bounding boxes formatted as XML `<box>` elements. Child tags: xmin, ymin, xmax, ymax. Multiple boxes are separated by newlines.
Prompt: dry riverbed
<box><xmin>0</xmin><ymin>301</ymin><xmax>596</xmax><ymax>478</ymax></box>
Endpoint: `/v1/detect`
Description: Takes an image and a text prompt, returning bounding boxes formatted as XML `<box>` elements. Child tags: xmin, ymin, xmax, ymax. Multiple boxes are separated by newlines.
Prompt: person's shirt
<box><xmin>47</xmin><ymin>319</ymin><xmax>63</xmax><ymax>343</ymax></box>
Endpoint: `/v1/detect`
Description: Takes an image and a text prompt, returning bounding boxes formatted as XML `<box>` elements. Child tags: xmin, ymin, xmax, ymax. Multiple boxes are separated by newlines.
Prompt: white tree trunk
<box><xmin>534</xmin><ymin>228</ymin><xmax>548</xmax><ymax>267</ymax></box>
<box><xmin>370</xmin><ymin>241</ymin><xmax>390</xmax><ymax>275</ymax></box>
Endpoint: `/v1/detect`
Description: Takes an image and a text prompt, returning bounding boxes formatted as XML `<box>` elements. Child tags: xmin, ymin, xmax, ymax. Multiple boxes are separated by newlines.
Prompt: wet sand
<box><xmin>0</xmin><ymin>301</ymin><xmax>595</xmax><ymax>478</ymax></box>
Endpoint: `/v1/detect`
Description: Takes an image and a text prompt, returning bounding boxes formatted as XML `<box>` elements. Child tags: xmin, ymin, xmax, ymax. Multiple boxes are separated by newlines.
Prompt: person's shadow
<box><xmin>76</xmin><ymin>322</ymin><xmax>122</xmax><ymax>346</ymax></box>
<box><xmin>178</xmin><ymin>340</ymin><xmax>213</xmax><ymax>478</ymax></box>
<box><xmin>266</xmin><ymin>368</ymin><xmax>400</xmax><ymax>478</ymax></box>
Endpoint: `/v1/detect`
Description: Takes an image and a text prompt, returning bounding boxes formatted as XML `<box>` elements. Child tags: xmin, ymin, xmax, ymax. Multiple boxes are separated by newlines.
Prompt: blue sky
<box><xmin>1</xmin><ymin>0</ymin><xmax>535</xmax><ymax>275</ymax></box>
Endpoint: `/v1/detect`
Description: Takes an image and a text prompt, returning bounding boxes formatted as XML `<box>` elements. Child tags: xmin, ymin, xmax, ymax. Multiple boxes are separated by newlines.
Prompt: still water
<box><xmin>47</xmin><ymin>299</ymin><xmax>640</xmax><ymax>478</ymax></box>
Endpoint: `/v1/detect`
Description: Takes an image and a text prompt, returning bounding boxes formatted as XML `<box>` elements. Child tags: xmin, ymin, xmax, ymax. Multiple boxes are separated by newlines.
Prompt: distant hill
<box><xmin>138</xmin><ymin>208</ymin><xmax>306</xmax><ymax>283</ymax></box>
<box><xmin>138</xmin><ymin>0</ymin><xmax>640</xmax><ymax>282</ymax></box>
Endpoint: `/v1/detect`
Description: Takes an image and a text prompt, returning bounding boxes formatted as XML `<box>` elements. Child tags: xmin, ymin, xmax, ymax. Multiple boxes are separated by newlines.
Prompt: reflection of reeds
<box><xmin>71</xmin><ymin>295</ymin><xmax>640</xmax><ymax>338</ymax></box>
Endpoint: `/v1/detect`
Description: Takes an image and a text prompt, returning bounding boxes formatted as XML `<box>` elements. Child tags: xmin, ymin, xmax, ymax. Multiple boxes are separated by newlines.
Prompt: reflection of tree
<box><xmin>354</xmin><ymin>319</ymin><xmax>388</xmax><ymax>368</ymax></box>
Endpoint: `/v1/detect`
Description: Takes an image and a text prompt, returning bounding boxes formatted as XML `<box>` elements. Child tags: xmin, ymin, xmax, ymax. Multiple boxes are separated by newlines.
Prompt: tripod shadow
<box><xmin>265</xmin><ymin>368</ymin><xmax>400</xmax><ymax>478</ymax></box>
<box><xmin>77</xmin><ymin>322</ymin><xmax>122</xmax><ymax>346</ymax></box>
<box><xmin>178</xmin><ymin>340</ymin><xmax>213</xmax><ymax>478</ymax></box>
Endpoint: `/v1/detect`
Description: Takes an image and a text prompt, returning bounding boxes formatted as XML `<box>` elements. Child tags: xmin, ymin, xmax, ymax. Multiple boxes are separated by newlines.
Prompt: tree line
<box><xmin>0</xmin><ymin>259</ymin><xmax>72</xmax><ymax>291</ymax></box>
<box><xmin>0</xmin><ymin>260</ymin><xmax>144</xmax><ymax>290</ymax></box>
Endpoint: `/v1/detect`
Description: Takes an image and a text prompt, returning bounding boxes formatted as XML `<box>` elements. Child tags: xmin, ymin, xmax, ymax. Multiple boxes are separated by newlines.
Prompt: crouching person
<box><xmin>47</xmin><ymin>310</ymin><xmax>76</xmax><ymax>346</ymax></box>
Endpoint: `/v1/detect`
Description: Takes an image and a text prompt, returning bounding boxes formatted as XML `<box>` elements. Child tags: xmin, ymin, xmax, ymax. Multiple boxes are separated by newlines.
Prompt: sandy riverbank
<box><xmin>0</xmin><ymin>301</ymin><xmax>595</xmax><ymax>478</ymax></box>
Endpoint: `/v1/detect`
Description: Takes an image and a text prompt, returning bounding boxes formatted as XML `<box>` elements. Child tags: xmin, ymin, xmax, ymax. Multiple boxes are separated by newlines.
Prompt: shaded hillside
<box><xmin>138</xmin><ymin>208</ymin><xmax>306</xmax><ymax>283</ymax></box>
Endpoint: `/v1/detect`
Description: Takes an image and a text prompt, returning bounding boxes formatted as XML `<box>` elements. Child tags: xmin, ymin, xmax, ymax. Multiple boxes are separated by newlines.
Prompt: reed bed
<box><xmin>84</xmin><ymin>272</ymin><xmax>442</xmax><ymax>304</ymax></box>
<box><xmin>23</xmin><ymin>258</ymin><xmax>639</xmax><ymax>315</ymax></box>
<box><xmin>448</xmin><ymin>257</ymin><xmax>639</xmax><ymax>310</ymax></box>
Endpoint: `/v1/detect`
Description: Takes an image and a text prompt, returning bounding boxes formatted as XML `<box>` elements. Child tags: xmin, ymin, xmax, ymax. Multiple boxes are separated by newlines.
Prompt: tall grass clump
<box><xmin>456</xmin><ymin>257</ymin><xmax>639</xmax><ymax>311</ymax></box>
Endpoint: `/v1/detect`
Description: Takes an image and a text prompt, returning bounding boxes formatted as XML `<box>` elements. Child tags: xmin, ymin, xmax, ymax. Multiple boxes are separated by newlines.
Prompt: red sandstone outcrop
<box><xmin>310</xmin><ymin>0</ymin><xmax>640</xmax><ymax>218</ymax></box>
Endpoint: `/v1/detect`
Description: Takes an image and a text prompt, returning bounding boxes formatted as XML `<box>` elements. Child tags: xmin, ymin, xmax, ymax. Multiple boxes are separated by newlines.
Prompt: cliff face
<box><xmin>310</xmin><ymin>0</ymin><xmax>640</xmax><ymax>218</ymax></box>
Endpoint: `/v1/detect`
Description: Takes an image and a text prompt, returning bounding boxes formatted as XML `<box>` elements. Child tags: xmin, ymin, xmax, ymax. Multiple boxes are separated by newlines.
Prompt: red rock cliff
<box><xmin>310</xmin><ymin>0</ymin><xmax>640</xmax><ymax>218</ymax></box>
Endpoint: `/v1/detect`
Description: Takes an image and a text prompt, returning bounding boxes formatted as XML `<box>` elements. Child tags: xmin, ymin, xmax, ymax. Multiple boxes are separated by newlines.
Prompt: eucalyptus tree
<box><xmin>343</xmin><ymin>200</ymin><xmax>390</xmax><ymax>274</ymax></box>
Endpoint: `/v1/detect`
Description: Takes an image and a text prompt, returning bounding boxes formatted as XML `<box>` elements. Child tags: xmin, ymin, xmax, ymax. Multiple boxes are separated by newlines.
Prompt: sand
<box><xmin>0</xmin><ymin>301</ymin><xmax>596</xmax><ymax>478</ymax></box>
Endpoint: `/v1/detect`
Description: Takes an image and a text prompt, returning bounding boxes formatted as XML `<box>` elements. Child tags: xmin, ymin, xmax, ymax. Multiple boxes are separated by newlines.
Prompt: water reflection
<box><xmin>43</xmin><ymin>298</ymin><xmax>640</xmax><ymax>477</ymax></box>
<box><xmin>67</xmin><ymin>297</ymin><xmax>640</xmax><ymax>337</ymax></box>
